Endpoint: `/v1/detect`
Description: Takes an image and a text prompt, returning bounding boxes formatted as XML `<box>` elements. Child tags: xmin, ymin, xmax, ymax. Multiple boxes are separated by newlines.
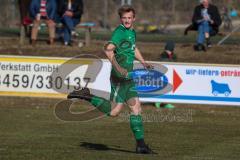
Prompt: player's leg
<box><xmin>110</xmin><ymin>102</ymin><xmax>124</xmax><ymax>117</ymax></box>
<box><xmin>127</xmin><ymin>97</ymin><xmax>143</xmax><ymax>141</ymax></box>
<box><xmin>67</xmin><ymin>88</ymin><xmax>124</xmax><ymax>117</ymax></box>
<box><xmin>67</xmin><ymin>88</ymin><xmax>112</xmax><ymax>116</ymax></box>
<box><xmin>91</xmin><ymin>96</ymin><xmax>125</xmax><ymax>117</ymax></box>
<box><xmin>92</xmin><ymin>79</ymin><xmax>125</xmax><ymax>117</ymax></box>
<box><xmin>108</xmin><ymin>80</ymin><xmax>125</xmax><ymax>116</ymax></box>
<box><xmin>127</xmin><ymin>97</ymin><xmax>154</xmax><ymax>154</ymax></box>
<box><xmin>90</xmin><ymin>97</ymin><xmax>124</xmax><ymax>117</ymax></box>
<box><xmin>67</xmin><ymin>80</ymin><xmax>125</xmax><ymax>117</ymax></box>
<box><xmin>124</xmin><ymin>80</ymin><xmax>154</xmax><ymax>154</ymax></box>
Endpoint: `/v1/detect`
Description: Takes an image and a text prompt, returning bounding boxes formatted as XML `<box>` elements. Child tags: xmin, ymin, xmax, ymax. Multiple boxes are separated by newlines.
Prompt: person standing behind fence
<box><xmin>58</xmin><ymin>0</ymin><xmax>83</xmax><ymax>46</ymax></box>
<box><xmin>29</xmin><ymin>0</ymin><xmax>57</xmax><ymax>45</ymax></box>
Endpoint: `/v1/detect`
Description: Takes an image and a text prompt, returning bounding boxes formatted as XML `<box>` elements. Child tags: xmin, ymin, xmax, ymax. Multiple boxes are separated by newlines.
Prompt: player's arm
<box><xmin>104</xmin><ymin>43</ymin><xmax>128</xmax><ymax>77</ymax></box>
<box><xmin>135</xmin><ymin>47</ymin><xmax>153</xmax><ymax>69</ymax></box>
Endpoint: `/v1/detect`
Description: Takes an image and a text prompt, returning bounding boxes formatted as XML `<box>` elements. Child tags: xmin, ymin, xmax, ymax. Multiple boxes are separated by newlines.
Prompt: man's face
<box><xmin>120</xmin><ymin>11</ymin><xmax>135</xmax><ymax>29</ymax></box>
<box><xmin>202</xmin><ymin>0</ymin><xmax>209</xmax><ymax>8</ymax></box>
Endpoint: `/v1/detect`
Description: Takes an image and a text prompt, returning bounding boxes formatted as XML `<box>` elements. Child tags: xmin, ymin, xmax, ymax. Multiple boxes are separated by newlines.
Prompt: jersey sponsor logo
<box><xmin>119</xmin><ymin>40</ymin><xmax>132</xmax><ymax>49</ymax></box>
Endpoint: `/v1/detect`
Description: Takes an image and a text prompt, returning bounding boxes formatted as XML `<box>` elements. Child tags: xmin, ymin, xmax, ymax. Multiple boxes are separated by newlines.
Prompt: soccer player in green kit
<box><xmin>68</xmin><ymin>5</ymin><xmax>154</xmax><ymax>154</ymax></box>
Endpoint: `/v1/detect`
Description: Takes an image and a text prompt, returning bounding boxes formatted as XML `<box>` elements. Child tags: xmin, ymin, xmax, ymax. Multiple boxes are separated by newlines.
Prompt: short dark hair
<box><xmin>118</xmin><ymin>5</ymin><xmax>136</xmax><ymax>18</ymax></box>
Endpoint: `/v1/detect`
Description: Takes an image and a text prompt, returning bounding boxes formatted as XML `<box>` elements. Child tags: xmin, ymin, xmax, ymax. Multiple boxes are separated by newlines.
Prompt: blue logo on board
<box><xmin>211</xmin><ymin>80</ymin><xmax>231</xmax><ymax>97</ymax></box>
<box><xmin>132</xmin><ymin>69</ymin><xmax>168</xmax><ymax>92</ymax></box>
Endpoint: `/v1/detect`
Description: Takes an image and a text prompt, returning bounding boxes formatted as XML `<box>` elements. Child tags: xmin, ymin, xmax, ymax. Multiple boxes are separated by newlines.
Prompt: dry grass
<box><xmin>0</xmin><ymin>37</ymin><xmax>240</xmax><ymax>65</ymax></box>
<box><xmin>1</xmin><ymin>36</ymin><xmax>240</xmax><ymax>160</ymax></box>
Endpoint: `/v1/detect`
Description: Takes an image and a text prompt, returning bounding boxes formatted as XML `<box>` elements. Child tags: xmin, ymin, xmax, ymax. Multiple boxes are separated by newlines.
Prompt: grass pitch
<box><xmin>0</xmin><ymin>97</ymin><xmax>240</xmax><ymax>160</ymax></box>
<box><xmin>0</xmin><ymin>29</ymin><xmax>240</xmax><ymax>160</ymax></box>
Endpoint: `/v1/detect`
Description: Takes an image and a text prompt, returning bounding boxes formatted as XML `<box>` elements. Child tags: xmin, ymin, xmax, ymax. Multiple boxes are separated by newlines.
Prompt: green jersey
<box><xmin>109</xmin><ymin>24</ymin><xmax>136</xmax><ymax>79</ymax></box>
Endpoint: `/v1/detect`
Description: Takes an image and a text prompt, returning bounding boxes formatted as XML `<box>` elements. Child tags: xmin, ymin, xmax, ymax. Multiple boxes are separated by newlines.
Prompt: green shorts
<box><xmin>110</xmin><ymin>78</ymin><xmax>138</xmax><ymax>103</ymax></box>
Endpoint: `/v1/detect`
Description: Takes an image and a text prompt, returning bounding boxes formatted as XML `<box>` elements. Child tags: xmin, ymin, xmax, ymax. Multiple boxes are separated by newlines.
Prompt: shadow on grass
<box><xmin>80</xmin><ymin>142</ymin><xmax>136</xmax><ymax>154</ymax></box>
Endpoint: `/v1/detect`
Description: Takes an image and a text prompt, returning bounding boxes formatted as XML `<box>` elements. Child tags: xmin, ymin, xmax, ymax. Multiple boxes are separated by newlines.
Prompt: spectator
<box><xmin>29</xmin><ymin>0</ymin><xmax>57</xmax><ymax>45</ymax></box>
<box><xmin>222</xmin><ymin>6</ymin><xmax>232</xmax><ymax>31</ymax></box>
<box><xmin>160</xmin><ymin>41</ymin><xmax>177</xmax><ymax>61</ymax></box>
<box><xmin>230</xmin><ymin>7</ymin><xmax>238</xmax><ymax>18</ymax></box>
<box><xmin>58</xmin><ymin>0</ymin><xmax>84</xmax><ymax>46</ymax></box>
<box><xmin>185</xmin><ymin>0</ymin><xmax>222</xmax><ymax>51</ymax></box>
<box><xmin>19</xmin><ymin>0</ymin><xmax>31</xmax><ymax>37</ymax></box>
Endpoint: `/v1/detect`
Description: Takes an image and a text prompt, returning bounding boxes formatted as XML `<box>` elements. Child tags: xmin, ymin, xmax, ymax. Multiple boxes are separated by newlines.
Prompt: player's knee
<box><xmin>110</xmin><ymin>108</ymin><xmax>121</xmax><ymax>117</ymax></box>
<box><xmin>131</xmin><ymin>104</ymin><xmax>142</xmax><ymax>115</ymax></box>
<box><xmin>110</xmin><ymin>109</ymin><xmax>123</xmax><ymax>117</ymax></box>
<box><xmin>110</xmin><ymin>112</ymin><xmax>120</xmax><ymax>117</ymax></box>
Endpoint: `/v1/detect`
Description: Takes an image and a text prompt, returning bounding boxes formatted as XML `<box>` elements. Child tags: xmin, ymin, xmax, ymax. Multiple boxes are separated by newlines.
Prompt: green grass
<box><xmin>0</xmin><ymin>97</ymin><xmax>240</xmax><ymax>160</ymax></box>
<box><xmin>0</xmin><ymin>27</ymin><xmax>240</xmax><ymax>160</ymax></box>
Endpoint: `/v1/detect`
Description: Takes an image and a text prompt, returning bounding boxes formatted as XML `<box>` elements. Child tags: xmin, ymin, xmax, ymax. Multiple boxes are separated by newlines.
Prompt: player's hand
<box><xmin>142</xmin><ymin>62</ymin><xmax>154</xmax><ymax>70</ymax></box>
<box><xmin>118</xmin><ymin>67</ymin><xmax>128</xmax><ymax>77</ymax></box>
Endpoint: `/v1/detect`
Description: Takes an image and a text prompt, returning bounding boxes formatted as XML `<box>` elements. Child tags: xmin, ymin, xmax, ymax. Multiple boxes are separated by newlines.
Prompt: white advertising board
<box><xmin>139</xmin><ymin>63</ymin><xmax>240</xmax><ymax>106</ymax></box>
<box><xmin>0</xmin><ymin>56</ymin><xmax>111</xmax><ymax>99</ymax></box>
<box><xmin>0</xmin><ymin>55</ymin><xmax>239</xmax><ymax>106</ymax></box>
